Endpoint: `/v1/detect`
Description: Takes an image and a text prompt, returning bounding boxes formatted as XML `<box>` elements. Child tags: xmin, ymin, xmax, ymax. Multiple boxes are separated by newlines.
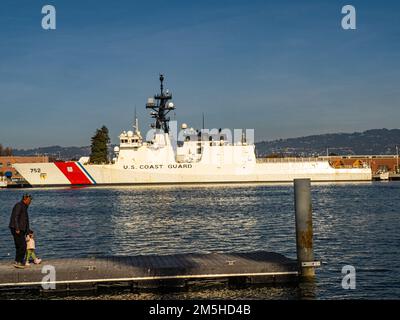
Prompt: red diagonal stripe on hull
<box><xmin>54</xmin><ymin>162</ymin><xmax>92</xmax><ymax>185</ymax></box>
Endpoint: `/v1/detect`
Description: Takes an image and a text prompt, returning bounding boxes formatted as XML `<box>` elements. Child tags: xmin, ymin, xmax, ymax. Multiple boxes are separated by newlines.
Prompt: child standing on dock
<box><xmin>25</xmin><ymin>230</ymin><xmax>42</xmax><ymax>266</ymax></box>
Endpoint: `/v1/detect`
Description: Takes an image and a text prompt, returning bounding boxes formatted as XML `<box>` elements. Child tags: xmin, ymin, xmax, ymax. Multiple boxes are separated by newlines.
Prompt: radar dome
<box><xmin>181</xmin><ymin>123</ymin><xmax>188</xmax><ymax>129</ymax></box>
<box><xmin>127</xmin><ymin>131</ymin><xmax>133</xmax><ymax>137</ymax></box>
<box><xmin>168</xmin><ymin>102</ymin><xmax>174</xmax><ymax>109</ymax></box>
<box><xmin>114</xmin><ymin>146</ymin><xmax>120</xmax><ymax>152</ymax></box>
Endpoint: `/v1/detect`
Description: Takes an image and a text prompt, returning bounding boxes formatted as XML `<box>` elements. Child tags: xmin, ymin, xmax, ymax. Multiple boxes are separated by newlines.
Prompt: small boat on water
<box><xmin>379</xmin><ymin>172</ymin><xmax>390</xmax><ymax>181</ymax></box>
<box><xmin>13</xmin><ymin>75</ymin><xmax>372</xmax><ymax>187</ymax></box>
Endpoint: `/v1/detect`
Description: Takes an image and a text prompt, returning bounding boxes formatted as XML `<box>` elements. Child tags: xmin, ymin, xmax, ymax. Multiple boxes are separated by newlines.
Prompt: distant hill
<box><xmin>255</xmin><ymin>128</ymin><xmax>400</xmax><ymax>157</ymax></box>
<box><xmin>10</xmin><ymin>128</ymin><xmax>400</xmax><ymax>159</ymax></box>
<box><xmin>13</xmin><ymin>145</ymin><xmax>91</xmax><ymax>160</ymax></box>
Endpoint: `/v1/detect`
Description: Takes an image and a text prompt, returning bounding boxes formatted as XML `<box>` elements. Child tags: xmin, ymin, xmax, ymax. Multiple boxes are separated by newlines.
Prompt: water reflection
<box><xmin>1</xmin><ymin>182</ymin><xmax>400</xmax><ymax>299</ymax></box>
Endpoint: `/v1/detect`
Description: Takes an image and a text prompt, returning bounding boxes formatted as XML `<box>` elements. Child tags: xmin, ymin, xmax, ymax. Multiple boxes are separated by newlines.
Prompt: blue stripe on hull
<box><xmin>76</xmin><ymin>162</ymin><xmax>97</xmax><ymax>184</ymax></box>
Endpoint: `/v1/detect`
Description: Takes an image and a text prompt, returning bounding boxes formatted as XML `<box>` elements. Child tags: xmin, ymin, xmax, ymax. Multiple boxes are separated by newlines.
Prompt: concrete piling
<box><xmin>294</xmin><ymin>179</ymin><xmax>315</xmax><ymax>278</ymax></box>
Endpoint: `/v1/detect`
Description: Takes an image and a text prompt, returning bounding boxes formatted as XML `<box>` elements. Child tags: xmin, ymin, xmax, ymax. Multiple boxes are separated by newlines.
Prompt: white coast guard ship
<box><xmin>14</xmin><ymin>75</ymin><xmax>372</xmax><ymax>187</ymax></box>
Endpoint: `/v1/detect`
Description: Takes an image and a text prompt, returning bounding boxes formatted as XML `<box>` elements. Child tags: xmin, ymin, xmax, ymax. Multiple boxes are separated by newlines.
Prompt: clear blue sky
<box><xmin>0</xmin><ymin>0</ymin><xmax>399</xmax><ymax>148</ymax></box>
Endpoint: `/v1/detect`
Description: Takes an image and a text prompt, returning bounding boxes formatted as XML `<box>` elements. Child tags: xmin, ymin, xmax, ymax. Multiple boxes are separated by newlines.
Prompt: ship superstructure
<box><xmin>14</xmin><ymin>75</ymin><xmax>372</xmax><ymax>186</ymax></box>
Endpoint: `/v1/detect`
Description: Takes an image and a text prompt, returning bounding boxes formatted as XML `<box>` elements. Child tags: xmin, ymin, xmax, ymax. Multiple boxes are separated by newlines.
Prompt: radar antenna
<box><xmin>145</xmin><ymin>74</ymin><xmax>175</xmax><ymax>133</ymax></box>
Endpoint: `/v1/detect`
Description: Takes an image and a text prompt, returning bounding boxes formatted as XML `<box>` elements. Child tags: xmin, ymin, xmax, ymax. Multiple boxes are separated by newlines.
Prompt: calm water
<box><xmin>0</xmin><ymin>182</ymin><xmax>399</xmax><ymax>299</ymax></box>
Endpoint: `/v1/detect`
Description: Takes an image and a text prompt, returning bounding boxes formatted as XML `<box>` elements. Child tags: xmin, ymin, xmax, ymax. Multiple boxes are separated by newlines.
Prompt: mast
<box><xmin>133</xmin><ymin>106</ymin><xmax>138</xmax><ymax>132</ymax></box>
<box><xmin>146</xmin><ymin>74</ymin><xmax>175</xmax><ymax>134</ymax></box>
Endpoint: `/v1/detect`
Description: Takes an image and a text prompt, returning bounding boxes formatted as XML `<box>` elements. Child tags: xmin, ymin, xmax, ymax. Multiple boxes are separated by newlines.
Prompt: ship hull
<box><xmin>13</xmin><ymin>160</ymin><xmax>372</xmax><ymax>187</ymax></box>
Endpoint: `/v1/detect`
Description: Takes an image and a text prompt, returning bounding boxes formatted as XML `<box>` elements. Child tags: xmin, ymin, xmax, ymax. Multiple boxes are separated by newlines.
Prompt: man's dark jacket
<box><xmin>9</xmin><ymin>201</ymin><xmax>30</xmax><ymax>232</ymax></box>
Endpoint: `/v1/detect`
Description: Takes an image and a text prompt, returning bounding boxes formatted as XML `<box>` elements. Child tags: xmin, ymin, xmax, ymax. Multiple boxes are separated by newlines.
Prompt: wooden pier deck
<box><xmin>0</xmin><ymin>251</ymin><xmax>298</xmax><ymax>291</ymax></box>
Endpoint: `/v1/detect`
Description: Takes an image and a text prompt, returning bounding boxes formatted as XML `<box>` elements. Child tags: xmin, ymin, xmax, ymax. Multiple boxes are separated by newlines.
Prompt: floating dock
<box><xmin>0</xmin><ymin>252</ymin><xmax>298</xmax><ymax>292</ymax></box>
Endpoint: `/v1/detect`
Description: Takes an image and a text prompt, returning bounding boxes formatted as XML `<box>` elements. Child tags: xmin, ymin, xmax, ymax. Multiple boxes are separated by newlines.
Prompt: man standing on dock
<box><xmin>9</xmin><ymin>194</ymin><xmax>32</xmax><ymax>269</ymax></box>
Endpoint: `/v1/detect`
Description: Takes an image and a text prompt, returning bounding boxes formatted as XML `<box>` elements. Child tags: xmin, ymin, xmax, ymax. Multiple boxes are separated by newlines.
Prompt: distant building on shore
<box><xmin>320</xmin><ymin>155</ymin><xmax>400</xmax><ymax>174</ymax></box>
<box><xmin>0</xmin><ymin>156</ymin><xmax>49</xmax><ymax>180</ymax></box>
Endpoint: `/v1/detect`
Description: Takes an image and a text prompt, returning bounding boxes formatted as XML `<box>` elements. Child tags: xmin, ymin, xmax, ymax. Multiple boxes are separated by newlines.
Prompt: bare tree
<box><xmin>4</xmin><ymin>147</ymin><xmax>12</xmax><ymax>156</ymax></box>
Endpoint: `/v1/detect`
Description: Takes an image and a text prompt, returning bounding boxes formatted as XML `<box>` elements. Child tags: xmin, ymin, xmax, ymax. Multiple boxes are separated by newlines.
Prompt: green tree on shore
<box><xmin>89</xmin><ymin>126</ymin><xmax>110</xmax><ymax>164</ymax></box>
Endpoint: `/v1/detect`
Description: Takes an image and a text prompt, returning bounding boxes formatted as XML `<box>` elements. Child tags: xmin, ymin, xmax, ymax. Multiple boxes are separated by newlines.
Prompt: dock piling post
<box><xmin>294</xmin><ymin>179</ymin><xmax>315</xmax><ymax>278</ymax></box>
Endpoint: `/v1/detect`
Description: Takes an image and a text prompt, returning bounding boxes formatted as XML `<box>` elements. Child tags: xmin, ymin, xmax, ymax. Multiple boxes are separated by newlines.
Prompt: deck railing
<box><xmin>256</xmin><ymin>157</ymin><xmax>325</xmax><ymax>163</ymax></box>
